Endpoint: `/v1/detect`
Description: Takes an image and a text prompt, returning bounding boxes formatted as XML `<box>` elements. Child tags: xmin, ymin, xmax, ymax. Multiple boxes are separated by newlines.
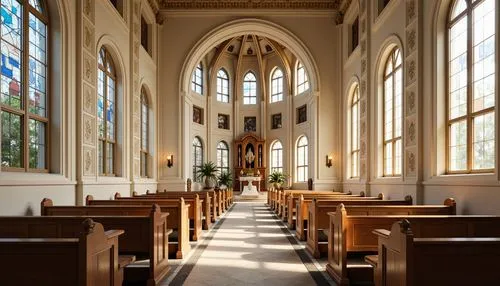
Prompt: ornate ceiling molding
<box><xmin>159</xmin><ymin>0</ymin><xmax>341</xmax><ymax>10</ymax></box>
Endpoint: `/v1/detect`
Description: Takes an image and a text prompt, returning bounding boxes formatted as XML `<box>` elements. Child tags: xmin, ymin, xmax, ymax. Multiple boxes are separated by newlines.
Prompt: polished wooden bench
<box><xmin>107</xmin><ymin>193</ymin><xmax>203</xmax><ymax>241</ymax></box>
<box><xmin>42</xmin><ymin>198</ymin><xmax>190</xmax><ymax>260</ymax></box>
<box><xmin>140</xmin><ymin>190</ymin><xmax>214</xmax><ymax>229</ymax></box>
<box><xmin>372</xmin><ymin>219</ymin><xmax>500</xmax><ymax>286</ymax></box>
<box><xmin>0</xmin><ymin>219</ymin><xmax>122</xmax><ymax>286</ymax></box>
<box><xmin>276</xmin><ymin>190</ymin><xmax>353</xmax><ymax>218</ymax></box>
<box><xmin>288</xmin><ymin>192</ymin><xmax>373</xmax><ymax>229</ymax></box>
<box><xmin>325</xmin><ymin>200</ymin><xmax>458</xmax><ymax>285</ymax></box>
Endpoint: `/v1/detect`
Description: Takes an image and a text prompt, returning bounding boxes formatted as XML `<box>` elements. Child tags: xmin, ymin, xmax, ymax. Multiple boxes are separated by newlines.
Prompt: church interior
<box><xmin>0</xmin><ymin>0</ymin><xmax>499</xmax><ymax>285</ymax></box>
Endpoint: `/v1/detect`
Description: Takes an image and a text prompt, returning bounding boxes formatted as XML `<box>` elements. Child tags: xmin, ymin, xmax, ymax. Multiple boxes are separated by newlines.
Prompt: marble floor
<box><xmin>163</xmin><ymin>200</ymin><xmax>335</xmax><ymax>285</ymax></box>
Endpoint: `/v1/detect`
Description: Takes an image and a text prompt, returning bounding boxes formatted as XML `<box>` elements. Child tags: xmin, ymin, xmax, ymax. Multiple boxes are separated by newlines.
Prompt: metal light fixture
<box><xmin>326</xmin><ymin>155</ymin><xmax>333</xmax><ymax>168</ymax></box>
<box><xmin>167</xmin><ymin>155</ymin><xmax>174</xmax><ymax>168</ymax></box>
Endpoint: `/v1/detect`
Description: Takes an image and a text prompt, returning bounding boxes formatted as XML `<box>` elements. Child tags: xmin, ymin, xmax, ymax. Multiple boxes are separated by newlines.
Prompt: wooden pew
<box><xmin>41</xmin><ymin>198</ymin><xmax>190</xmax><ymax>260</ymax></box>
<box><xmin>372</xmin><ymin>219</ymin><xmax>500</xmax><ymax>286</ymax></box>
<box><xmin>0</xmin><ymin>219</ymin><xmax>122</xmax><ymax>286</ymax></box>
<box><xmin>106</xmin><ymin>194</ymin><xmax>203</xmax><ymax>241</ymax></box>
<box><xmin>287</xmin><ymin>192</ymin><xmax>372</xmax><ymax>229</ymax></box>
<box><xmin>325</xmin><ymin>200</ymin><xmax>458</xmax><ymax>285</ymax></box>
<box><xmin>277</xmin><ymin>190</ymin><xmax>353</xmax><ymax>218</ymax></box>
<box><xmin>296</xmin><ymin>194</ymin><xmax>404</xmax><ymax>241</ymax></box>
<box><xmin>142</xmin><ymin>190</ymin><xmax>214</xmax><ymax>229</ymax></box>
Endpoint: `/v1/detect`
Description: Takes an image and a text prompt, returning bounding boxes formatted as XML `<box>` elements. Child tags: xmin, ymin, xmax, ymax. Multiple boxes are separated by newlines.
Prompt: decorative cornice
<box><xmin>159</xmin><ymin>0</ymin><xmax>341</xmax><ymax>10</ymax></box>
<box><xmin>147</xmin><ymin>0</ymin><xmax>160</xmax><ymax>14</ymax></box>
<box><xmin>335</xmin><ymin>0</ymin><xmax>353</xmax><ymax>24</ymax></box>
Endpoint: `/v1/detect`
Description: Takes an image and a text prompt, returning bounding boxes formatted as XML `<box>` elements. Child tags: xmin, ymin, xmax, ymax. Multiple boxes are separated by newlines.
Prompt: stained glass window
<box><xmin>192</xmin><ymin>137</ymin><xmax>203</xmax><ymax>182</ymax></box>
<box><xmin>296</xmin><ymin>136</ymin><xmax>308</xmax><ymax>182</ymax></box>
<box><xmin>97</xmin><ymin>47</ymin><xmax>116</xmax><ymax>176</ymax></box>
<box><xmin>271</xmin><ymin>68</ymin><xmax>283</xmax><ymax>103</ymax></box>
<box><xmin>271</xmin><ymin>140</ymin><xmax>283</xmax><ymax>173</ymax></box>
<box><xmin>192</xmin><ymin>63</ymin><xmax>203</xmax><ymax>95</ymax></box>
<box><xmin>351</xmin><ymin>84</ymin><xmax>360</xmax><ymax>178</ymax></box>
<box><xmin>141</xmin><ymin>87</ymin><xmax>149</xmax><ymax>177</ymax></box>
<box><xmin>243</xmin><ymin>72</ymin><xmax>257</xmax><ymax>105</ymax></box>
<box><xmin>448</xmin><ymin>0</ymin><xmax>496</xmax><ymax>173</ymax></box>
<box><xmin>296</xmin><ymin>62</ymin><xmax>310</xmax><ymax>95</ymax></box>
<box><xmin>1</xmin><ymin>0</ymin><xmax>48</xmax><ymax>171</ymax></box>
<box><xmin>383</xmin><ymin>47</ymin><xmax>403</xmax><ymax>177</ymax></box>
<box><xmin>216</xmin><ymin>69</ymin><xmax>229</xmax><ymax>103</ymax></box>
<box><xmin>216</xmin><ymin>141</ymin><xmax>229</xmax><ymax>175</ymax></box>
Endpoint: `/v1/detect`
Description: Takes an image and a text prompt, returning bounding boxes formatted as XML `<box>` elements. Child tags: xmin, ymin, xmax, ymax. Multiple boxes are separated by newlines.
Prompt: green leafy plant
<box><xmin>268</xmin><ymin>171</ymin><xmax>288</xmax><ymax>188</ymax></box>
<box><xmin>195</xmin><ymin>161</ymin><xmax>219</xmax><ymax>188</ymax></box>
<box><xmin>218</xmin><ymin>171</ymin><xmax>233</xmax><ymax>188</ymax></box>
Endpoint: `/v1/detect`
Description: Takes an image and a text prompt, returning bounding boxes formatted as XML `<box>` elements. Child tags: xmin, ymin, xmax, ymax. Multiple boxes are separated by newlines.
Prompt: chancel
<box><xmin>0</xmin><ymin>0</ymin><xmax>499</xmax><ymax>285</ymax></box>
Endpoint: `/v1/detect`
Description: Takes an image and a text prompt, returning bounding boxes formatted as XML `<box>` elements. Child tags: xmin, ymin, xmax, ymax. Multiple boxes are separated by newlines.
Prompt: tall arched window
<box><xmin>296</xmin><ymin>62</ymin><xmax>310</xmax><ymax>95</ymax></box>
<box><xmin>447</xmin><ymin>0</ymin><xmax>496</xmax><ymax>173</ymax></box>
<box><xmin>192</xmin><ymin>136</ymin><xmax>203</xmax><ymax>182</ymax></box>
<box><xmin>243</xmin><ymin>72</ymin><xmax>257</xmax><ymax>105</ymax></box>
<box><xmin>296</xmin><ymin>136</ymin><xmax>308</xmax><ymax>182</ymax></box>
<box><xmin>270</xmin><ymin>68</ymin><xmax>284</xmax><ymax>103</ymax></box>
<box><xmin>270</xmin><ymin>141</ymin><xmax>283</xmax><ymax>173</ymax></box>
<box><xmin>1</xmin><ymin>0</ymin><xmax>49</xmax><ymax>171</ymax></box>
<box><xmin>97</xmin><ymin>47</ymin><xmax>117</xmax><ymax>176</ymax></box>
<box><xmin>191</xmin><ymin>62</ymin><xmax>203</xmax><ymax>95</ymax></box>
<box><xmin>383</xmin><ymin>47</ymin><xmax>403</xmax><ymax>177</ymax></box>
<box><xmin>140</xmin><ymin>87</ymin><xmax>149</xmax><ymax>178</ymax></box>
<box><xmin>351</xmin><ymin>84</ymin><xmax>360</xmax><ymax>178</ymax></box>
<box><xmin>216</xmin><ymin>69</ymin><xmax>229</xmax><ymax>103</ymax></box>
<box><xmin>216</xmin><ymin>141</ymin><xmax>229</xmax><ymax>175</ymax></box>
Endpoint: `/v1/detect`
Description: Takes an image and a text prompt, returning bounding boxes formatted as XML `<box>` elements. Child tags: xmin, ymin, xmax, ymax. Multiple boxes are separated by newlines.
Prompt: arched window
<box><xmin>1</xmin><ymin>0</ymin><xmax>49</xmax><ymax>171</ymax></box>
<box><xmin>97</xmin><ymin>47</ymin><xmax>117</xmax><ymax>175</ymax></box>
<box><xmin>296</xmin><ymin>62</ymin><xmax>310</xmax><ymax>95</ymax></box>
<box><xmin>270</xmin><ymin>141</ymin><xmax>283</xmax><ymax>173</ymax></box>
<box><xmin>296</xmin><ymin>136</ymin><xmax>308</xmax><ymax>182</ymax></box>
<box><xmin>243</xmin><ymin>72</ymin><xmax>257</xmax><ymax>105</ymax></box>
<box><xmin>351</xmin><ymin>85</ymin><xmax>360</xmax><ymax>178</ymax></box>
<box><xmin>140</xmin><ymin>87</ymin><xmax>149</xmax><ymax>177</ymax></box>
<box><xmin>383</xmin><ymin>47</ymin><xmax>403</xmax><ymax>177</ymax></box>
<box><xmin>270</xmin><ymin>68</ymin><xmax>284</xmax><ymax>103</ymax></box>
<box><xmin>216</xmin><ymin>141</ymin><xmax>229</xmax><ymax>175</ymax></box>
<box><xmin>216</xmin><ymin>69</ymin><xmax>229</xmax><ymax>103</ymax></box>
<box><xmin>192</xmin><ymin>62</ymin><xmax>203</xmax><ymax>95</ymax></box>
<box><xmin>447</xmin><ymin>0</ymin><xmax>496</xmax><ymax>173</ymax></box>
<box><xmin>192</xmin><ymin>136</ymin><xmax>203</xmax><ymax>182</ymax></box>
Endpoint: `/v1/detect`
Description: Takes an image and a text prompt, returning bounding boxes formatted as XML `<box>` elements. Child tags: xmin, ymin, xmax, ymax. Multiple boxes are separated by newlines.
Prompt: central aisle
<box><xmin>167</xmin><ymin>202</ymin><xmax>333</xmax><ymax>285</ymax></box>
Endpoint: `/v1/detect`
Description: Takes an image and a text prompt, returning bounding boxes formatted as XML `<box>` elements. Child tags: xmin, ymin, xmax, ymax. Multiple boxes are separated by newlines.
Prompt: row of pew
<box><xmin>0</xmin><ymin>188</ymin><xmax>233</xmax><ymax>286</ymax></box>
<box><xmin>267</xmin><ymin>189</ymin><xmax>500</xmax><ymax>285</ymax></box>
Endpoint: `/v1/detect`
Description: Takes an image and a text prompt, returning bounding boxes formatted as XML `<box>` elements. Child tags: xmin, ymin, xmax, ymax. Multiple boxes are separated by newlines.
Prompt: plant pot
<box><xmin>273</xmin><ymin>182</ymin><xmax>281</xmax><ymax>189</ymax></box>
<box><xmin>205</xmin><ymin>177</ymin><xmax>215</xmax><ymax>188</ymax></box>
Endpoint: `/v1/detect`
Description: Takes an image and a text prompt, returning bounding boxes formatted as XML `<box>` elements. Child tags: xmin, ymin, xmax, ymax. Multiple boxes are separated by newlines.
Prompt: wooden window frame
<box><xmin>1</xmin><ymin>0</ymin><xmax>49</xmax><ymax>173</ymax></box>
<box><xmin>382</xmin><ymin>47</ymin><xmax>403</xmax><ymax>177</ymax></box>
<box><xmin>140</xmin><ymin>88</ymin><xmax>149</xmax><ymax>178</ymax></box>
<box><xmin>98</xmin><ymin>47</ymin><xmax>117</xmax><ymax>176</ymax></box>
<box><xmin>351</xmin><ymin>85</ymin><xmax>360</xmax><ymax>178</ymax></box>
<box><xmin>446</xmin><ymin>0</ymin><xmax>496</xmax><ymax>174</ymax></box>
<box><xmin>270</xmin><ymin>68</ymin><xmax>283</xmax><ymax>103</ymax></box>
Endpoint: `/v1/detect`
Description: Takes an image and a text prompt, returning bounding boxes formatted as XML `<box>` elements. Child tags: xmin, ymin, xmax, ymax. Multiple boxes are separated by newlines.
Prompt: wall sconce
<box><xmin>167</xmin><ymin>155</ymin><xmax>174</xmax><ymax>168</ymax></box>
<box><xmin>326</xmin><ymin>155</ymin><xmax>333</xmax><ymax>168</ymax></box>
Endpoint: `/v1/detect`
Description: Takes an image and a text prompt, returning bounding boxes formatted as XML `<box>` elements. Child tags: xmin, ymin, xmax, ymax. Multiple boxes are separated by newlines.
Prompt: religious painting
<box><xmin>271</xmin><ymin>113</ymin><xmax>282</xmax><ymax>129</ymax></box>
<box><xmin>218</xmin><ymin>113</ymin><xmax>229</xmax><ymax>129</ymax></box>
<box><xmin>193</xmin><ymin>106</ymin><xmax>203</xmax><ymax>124</ymax></box>
<box><xmin>297</xmin><ymin>105</ymin><xmax>307</xmax><ymax>124</ymax></box>
<box><xmin>244</xmin><ymin>116</ymin><xmax>256</xmax><ymax>132</ymax></box>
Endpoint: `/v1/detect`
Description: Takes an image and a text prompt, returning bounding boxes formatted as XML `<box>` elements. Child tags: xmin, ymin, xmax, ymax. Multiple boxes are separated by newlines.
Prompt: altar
<box><xmin>239</xmin><ymin>176</ymin><xmax>261</xmax><ymax>198</ymax></box>
<box><xmin>233</xmin><ymin>134</ymin><xmax>267</xmax><ymax>192</ymax></box>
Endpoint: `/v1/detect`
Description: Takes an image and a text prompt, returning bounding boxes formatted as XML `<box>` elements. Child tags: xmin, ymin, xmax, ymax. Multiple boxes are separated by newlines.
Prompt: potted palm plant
<box><xmin>195</xmin><ymin>161</ymin><xmax>219</xmax><ymax>189</ymax></box>
<box><xmin>218</xmin><ymin>171</ymin><xmax>233</xmax><ymax>190</ymax></box>
<box><xmin>268</xmin><ymin>171</ymin><xmax>287</xmax><ymax>189</ymax></box>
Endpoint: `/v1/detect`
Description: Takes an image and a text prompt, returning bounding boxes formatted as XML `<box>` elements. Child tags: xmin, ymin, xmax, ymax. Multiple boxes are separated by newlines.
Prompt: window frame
<box><xmin>270</xmin><ymin>140</ymin><xmax>284</xmax><ymax>174</ymax></box>
<box><xmin>296</xmin><ymin>62</ymin><xmax>310</xmax><ymax>95</ymax></box>
<box><xmin>216</xmin><ymin>68</ymin><xmax>229</xmax><ymax>103</ymax></box>
<box><xmin>270</xmin><ymin>68</ymin><xmax>284</xmax><ymax>103</ymax></box>
<box><xmin>140</xmin><ymin>87</ymin><xmax>149</xmax><ymax>178</ymax></box>
<box><xmin>1</xmin><ymin>0</ymin><xmax>49</xmax><ymax>172</ymax></box>
<box><xmin>192</xmin><ymin>62</ymin><xmax>203</xmax><ymax>95</ymax></box>
<box><xmin>97</xmin><ymin>47</ymin><xmax>117</xmax><ymax>176</ymax></box>
<box><xmin>216</xmin><ymin>141</ymin><xmax>229</xmax><ymax>175</ymax></box>
<box><xmin>243</xmin><ymin>71</ymin><xmax>257</xmax><ymax>105</ymax></box>
<box><xmin>192</xmin><ymin>136</ymin><xmax>203</xmax><ymax>182</ymax></box>
<box><xmin>446</xmin><ymin>0</ymin><xmax>496</xmax><ymax>174</ymax></box>
<box><xmin>382</xmin><ymin>47</ymin><xmax>403</xmax><ymax>177</ymax></box>
<box><xmin>351</xmin><ymin>85</ymin><xmax>360</xmax><ymax>178</ymax></box>
<box><xmin>296</xmin><ymin>136</ymin><xmax>308</xmax><ymax>182</ymax></box>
